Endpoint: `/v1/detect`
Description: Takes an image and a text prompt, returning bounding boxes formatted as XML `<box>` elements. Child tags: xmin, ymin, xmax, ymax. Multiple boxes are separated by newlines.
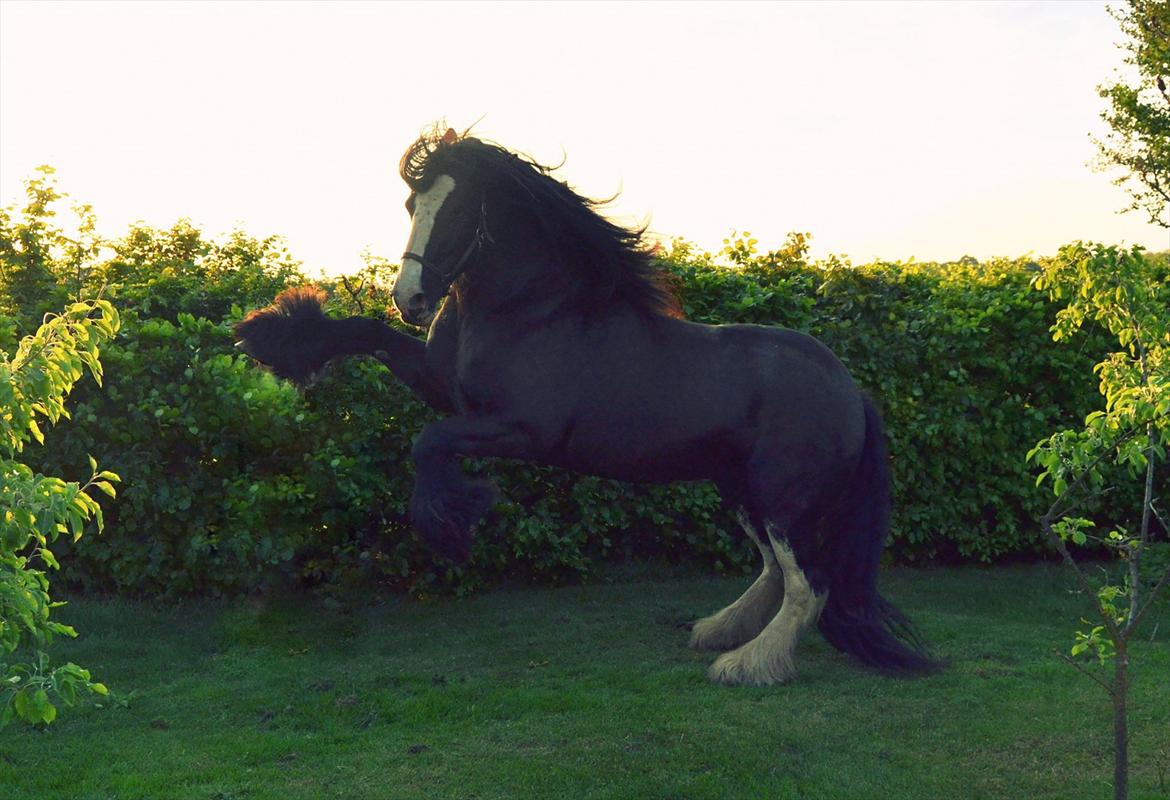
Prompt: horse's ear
<box><xmin>441</xmin><ymin>127</ymin><xmax>458</xmax><ymax>145</ymax></box>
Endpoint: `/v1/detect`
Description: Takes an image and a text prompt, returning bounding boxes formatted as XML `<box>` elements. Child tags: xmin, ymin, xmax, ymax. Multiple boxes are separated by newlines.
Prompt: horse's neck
<box><xmin>457</xmin><ymin>243</ymin><xmax>573</xmax><ymax>320</ymax></box>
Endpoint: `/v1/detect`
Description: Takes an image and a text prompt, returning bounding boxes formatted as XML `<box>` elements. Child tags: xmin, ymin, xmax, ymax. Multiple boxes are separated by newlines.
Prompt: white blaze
<box><xmin>394</xmin><ymin>174</ymin><xmax>457</xmax><ymax>307</ymax></box>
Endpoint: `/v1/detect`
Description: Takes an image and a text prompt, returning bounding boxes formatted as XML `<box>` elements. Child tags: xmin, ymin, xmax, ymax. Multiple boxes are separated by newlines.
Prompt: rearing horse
<box><xmin>235</xmin><ymin>126</ymin><xmax>940</xmax><ymax>685</ymax></box>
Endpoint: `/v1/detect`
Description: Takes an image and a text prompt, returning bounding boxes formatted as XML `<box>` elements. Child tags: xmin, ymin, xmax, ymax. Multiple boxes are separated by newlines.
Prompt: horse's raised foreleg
<box><xmin>371</xmin><ymin>339</ymin><xmax>454</xmax><ymax>414</ymax></box>
<box><xmin>409</xmin><ymin>416</ymin><xmax>534</xmax><ymax>562</ymax></box>
<box><xmin>690</xmin><ymin>511</ymin><xmax>784</xmax><ymax>652</ymax></box>
<box><xmin>708</xmin><ymin>524</ymin><xmax>828</xmax><ymax>686</ymax></box>
<box><xmin>372</xmin><ymin>302</ymin><xmax>460</xmax><ymax>414</ymax></box>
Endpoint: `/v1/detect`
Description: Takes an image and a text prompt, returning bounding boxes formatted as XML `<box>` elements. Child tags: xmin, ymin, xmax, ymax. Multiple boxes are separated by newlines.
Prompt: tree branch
<box><xmin>1129</xmin><ymin>561</ymin><xmax>1170</xmax><ymax>638</ymax></box>
<box><xmin>1042</xmin><ymin>520</ymin><xmax>1125</xmax><ymax>642</ymax></box>
<box><xmin>1143</xmin><ymin>168</ymin><xmax>1170</xmax><ymax>208</ymax></box>
<box><xmin>1039</xmin><ymin>424</ymin><xmax>1146</xmax><ymax>527</ymax></box>
<box><xmin>339</xmin><ymin>276</ymin><xmax>367</xmax><ymax>315</ymax></box>
<box><xmin>1057</xmin><ymin>650</ymin><xmax>1116</xmax><ymax>695</ymax></box>
<box><xmin>1128</xmin><ymin>505</ymin><xmax>1170</xmax><ymax>638</ymax></box>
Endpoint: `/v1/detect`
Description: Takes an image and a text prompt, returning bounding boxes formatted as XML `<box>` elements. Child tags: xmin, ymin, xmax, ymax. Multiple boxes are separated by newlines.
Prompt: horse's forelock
<box><xmin>399</xmin><ymin>124</ymin><xmax>476</xmax><ymax>190</ymax></box>
<box><xmin>399</xmin><ymin>133</ymin><xmax>437</xmax><ymax>190</ymax></box>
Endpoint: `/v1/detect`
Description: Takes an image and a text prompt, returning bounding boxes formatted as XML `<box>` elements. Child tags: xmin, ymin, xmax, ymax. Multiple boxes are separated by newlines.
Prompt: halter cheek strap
<box><xmin>402</xmin><ymin>201</ymin><xmax>493</xmax><ymax>299</ymax></box>
<box><xmin>402</xmin><ymin>233</ymin><xmax>479</xmax><ymax>292</ymax></box>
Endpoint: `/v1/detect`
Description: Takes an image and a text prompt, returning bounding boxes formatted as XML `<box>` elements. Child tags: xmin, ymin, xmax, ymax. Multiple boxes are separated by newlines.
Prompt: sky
<box><xmin>1</xmin><ymin>0</ymin><xmax>1167</xmax><ymax>276</ymax></box>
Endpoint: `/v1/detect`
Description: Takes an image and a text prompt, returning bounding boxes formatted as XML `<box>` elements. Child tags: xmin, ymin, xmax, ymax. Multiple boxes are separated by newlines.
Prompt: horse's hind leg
<box><xmin>690</xmin><ymin>510</ymin><xmax>784</xmax><ymax>652</ymax></box>
<box><xmin>708</xmin><ymin>522</ymin><xmax>828</xmax><ymax>686</ymax></box>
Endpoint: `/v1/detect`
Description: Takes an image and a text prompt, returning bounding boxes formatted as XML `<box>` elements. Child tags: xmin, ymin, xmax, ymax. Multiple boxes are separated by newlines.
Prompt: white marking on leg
<box><xmin>690</xmin><ymin>511</ymin><xmax>784</xmax><ymax>652</ymax></box>
<box><xmin>393</xmin><ymin>174</ymin><xmax>457</xmax><ymax>307</ymax></box>
<box><xmin>708</xmin><ymin>525</ymin><xmax>826</xmax><ymax>686</ymax></box>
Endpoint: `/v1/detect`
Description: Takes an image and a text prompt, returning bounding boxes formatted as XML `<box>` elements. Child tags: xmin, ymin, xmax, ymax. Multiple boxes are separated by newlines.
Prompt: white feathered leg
<box><xmin>708</xmin><ymin>525</ymin><xmax>827</xmax><ymax>686</ymax></box>
<box><xmin>690</xmin><ymin>512</ymin><xmax>785</xmax><ymax>652</ymax></box>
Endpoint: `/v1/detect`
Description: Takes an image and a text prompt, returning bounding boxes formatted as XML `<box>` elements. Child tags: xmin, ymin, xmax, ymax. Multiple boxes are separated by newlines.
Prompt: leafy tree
<box><xmin>1028</xmin><ymin>242</ymin><xmax>1170</xmax><ymax>800</ymax></box>
<box><xmin>1094</xmin><ymin>0</ymin><xmax>1170</xmax><ymax>228</ymax></box>
<box><xmin>0</xmin><ymin>299</ymin><xmax>120</xmax><ymax>725</ymax></box>
<box><xmin>0</xmin><ymin>166</ymin><xmax>102</xmax><ymax>331</ymax></box>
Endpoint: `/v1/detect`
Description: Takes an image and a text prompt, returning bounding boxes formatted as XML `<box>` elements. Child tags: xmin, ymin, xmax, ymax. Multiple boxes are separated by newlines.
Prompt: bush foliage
<box><xmin>3</xmin><ymin>172</ymin><xmax>1165</xmax><ymax>596</ymax></box>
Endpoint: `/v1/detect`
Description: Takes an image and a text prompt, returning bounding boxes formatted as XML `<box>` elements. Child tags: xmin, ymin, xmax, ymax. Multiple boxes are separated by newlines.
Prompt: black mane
<box><xmin>399</xmin><ymin>125</ymin><xmax>682</xmax><ymax>319</ymax></box>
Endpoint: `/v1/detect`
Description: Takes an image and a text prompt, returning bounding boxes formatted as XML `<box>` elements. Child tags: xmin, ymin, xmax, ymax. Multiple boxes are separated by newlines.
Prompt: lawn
<box><xmin>1</xmin><ymin>565</ymin><xmax>1167</xmax><ymax>800</ymax></box>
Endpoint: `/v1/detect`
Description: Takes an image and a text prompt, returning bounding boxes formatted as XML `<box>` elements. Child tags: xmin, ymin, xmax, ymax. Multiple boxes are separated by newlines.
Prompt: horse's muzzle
<box><xmin>396</xmin><ymin>292</ymin><xmax>435</xmax><ymax>328</ymax></box>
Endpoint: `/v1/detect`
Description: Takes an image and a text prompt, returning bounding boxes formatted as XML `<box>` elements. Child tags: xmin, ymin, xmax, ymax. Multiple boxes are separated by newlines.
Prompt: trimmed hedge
<box><xmin>668</xmin><ymin>241</ymin><xmax>1121</xmax><ymax>563</ymax></box>
<box><xmin>5</xmin><ymin>181</ymin><xmax>1161</xmax><ymax>595</ymax></box>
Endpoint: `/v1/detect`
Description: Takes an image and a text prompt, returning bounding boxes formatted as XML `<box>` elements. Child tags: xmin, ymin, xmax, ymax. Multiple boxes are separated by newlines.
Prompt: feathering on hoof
<box><xmin>233</xmin><ymin>286</ymin><xmax>333</xmax><ymax>384</ymax></box>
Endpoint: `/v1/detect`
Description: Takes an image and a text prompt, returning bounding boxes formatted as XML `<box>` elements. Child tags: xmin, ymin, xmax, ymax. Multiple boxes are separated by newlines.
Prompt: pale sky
<box><xmin>1</xmin><ymin>0</ymin><xmax>1166</xmax><ymax>276</ymax></box>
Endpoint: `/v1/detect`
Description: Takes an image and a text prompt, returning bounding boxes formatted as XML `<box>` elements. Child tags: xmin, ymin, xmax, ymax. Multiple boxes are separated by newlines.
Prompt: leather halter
<box><xmin>401</xmin><ymin>201</ymin><xmax>492</xmax><ymax>299</ymax></box>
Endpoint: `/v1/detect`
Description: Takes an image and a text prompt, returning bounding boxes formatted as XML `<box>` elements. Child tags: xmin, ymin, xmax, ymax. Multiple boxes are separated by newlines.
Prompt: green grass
<box><xmin>1</xmin><ymin>566</ymin><xmax>1168</xmax><ymax>800</ymax></box>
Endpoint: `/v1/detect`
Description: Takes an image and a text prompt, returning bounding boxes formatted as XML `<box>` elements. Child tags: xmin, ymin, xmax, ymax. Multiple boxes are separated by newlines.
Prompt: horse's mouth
<box><xmin>400</xmin><ymin>308</ymin><xmax>437</xmax><ymax>328</ymax></box>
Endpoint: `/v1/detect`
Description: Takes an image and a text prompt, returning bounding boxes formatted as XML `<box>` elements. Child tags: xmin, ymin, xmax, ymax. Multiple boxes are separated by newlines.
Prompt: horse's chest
<box><xmin>449</xmin><ymin>339</ymin><xmax>509</xmax><ymax>413</ymax></box>
<box><xmin>452</xmin><ymin>370</ymin><xmax>493</xmax><ymax>413</ymax></box>
<box><xmin>452</xmin><ymin>334</ymin><xmax>565</xmax><ymax>416</ymax></box>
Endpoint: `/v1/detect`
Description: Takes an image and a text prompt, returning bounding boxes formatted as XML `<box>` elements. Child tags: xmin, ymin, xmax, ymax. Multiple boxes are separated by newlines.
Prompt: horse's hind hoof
<box><xmin>689</xmin><ymin>616</ymin><xmax>743</xmax><ymax>652</ymax></box>
<box><xmin>707</xmin><ymin>643</ymin><xmax>796</xmax><ymax>687</ymax></box>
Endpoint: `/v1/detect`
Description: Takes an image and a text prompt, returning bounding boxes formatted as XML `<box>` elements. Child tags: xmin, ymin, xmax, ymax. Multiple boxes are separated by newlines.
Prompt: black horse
<box><xmin>235</xmin><ymin>126</ymin><xmax>940</xmax><ymax>685</ymax></box>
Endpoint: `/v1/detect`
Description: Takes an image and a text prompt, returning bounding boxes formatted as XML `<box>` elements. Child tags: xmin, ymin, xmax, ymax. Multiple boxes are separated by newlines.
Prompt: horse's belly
<box><xmin>550</xmin><ymin>421</ymin><xmax>739</xmax><ymax>484</ymax></box>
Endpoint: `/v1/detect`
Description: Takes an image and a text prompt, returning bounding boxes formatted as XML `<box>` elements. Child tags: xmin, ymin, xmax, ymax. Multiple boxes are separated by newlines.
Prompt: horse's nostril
<box><xmin>408</xmin><ymin>293</ymin><xmax>426</xmax><ymax>312</ymax></box>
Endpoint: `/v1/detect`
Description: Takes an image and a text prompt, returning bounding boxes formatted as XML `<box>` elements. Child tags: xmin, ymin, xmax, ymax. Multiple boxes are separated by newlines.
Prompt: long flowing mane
<box><xmin>400</xmin><ymin>126</ymin><xmax>683</xmax><ymax>319</ymax></box>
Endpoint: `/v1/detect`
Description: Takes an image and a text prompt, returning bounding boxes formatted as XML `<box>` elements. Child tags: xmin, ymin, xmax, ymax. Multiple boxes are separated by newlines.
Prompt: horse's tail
<box><xmin>816</xmin><ymin>394</ymin><xmax>943</xmax><ymax>675</ymax></box>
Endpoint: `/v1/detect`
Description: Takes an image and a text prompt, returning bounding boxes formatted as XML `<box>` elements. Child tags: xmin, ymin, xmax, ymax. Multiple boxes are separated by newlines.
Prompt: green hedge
<box><xmin>40</xmin><ymin>307</ymin><xmax>742</xmax><ymax>596</ymax></box>
<box><xmin>667</xmin><ymin>239</ymin><xmax>1123</xmax><ymax>562</ymax></box>
<box><xmin>5</xmin><ymin>177</ymin><xmax>1161</xmax><ymax>595</ymax></box>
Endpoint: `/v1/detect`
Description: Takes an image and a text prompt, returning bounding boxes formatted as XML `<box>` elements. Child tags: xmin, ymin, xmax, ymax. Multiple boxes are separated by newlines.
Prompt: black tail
<box><xmin>816</xmin><ymin>395</ymin><xmax>943</xmax><ymax>675</ymax></box>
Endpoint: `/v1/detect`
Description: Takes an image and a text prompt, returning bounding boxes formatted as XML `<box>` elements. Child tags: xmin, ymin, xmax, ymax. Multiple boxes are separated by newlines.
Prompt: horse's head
<box><xmin>392</xmin><ymin>127</ymin><xmax>492</xmax><ymax>327</ymax></box>
<box><xmin>391</xmin><ymin>123</ymin><xmax>682</xmax><ymax>326</ymax></box>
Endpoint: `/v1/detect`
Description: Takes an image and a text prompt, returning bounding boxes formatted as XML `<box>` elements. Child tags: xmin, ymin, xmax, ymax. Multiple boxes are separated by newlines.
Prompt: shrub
<box><xmin>8</xmin><ymin>170</ymin><xmax>1163</xmax><ymax>596</ymax></box>
<box><xmin>663</xmin><ymin>239</ymin><xmax>1136</xmax><ymax>562</ymax></box>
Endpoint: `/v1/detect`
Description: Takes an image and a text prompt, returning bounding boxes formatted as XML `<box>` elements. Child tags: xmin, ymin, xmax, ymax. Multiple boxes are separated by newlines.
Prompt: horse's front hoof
<box><xmin>410</xmin><ymin>478</ymin><xmax>497</xmax><ymax>563</ymax></box>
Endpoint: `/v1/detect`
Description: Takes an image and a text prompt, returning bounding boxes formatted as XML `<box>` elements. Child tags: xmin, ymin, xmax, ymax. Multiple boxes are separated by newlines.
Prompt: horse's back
<box><xmin>668</xmin><ymin>319</ymin><xmax>867</xmax><ymax>466</ymax></box>
<box><xmin>485</xmin><ymin>312</ymin><xmax>866</xmax><ymax>485</ymax></box>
